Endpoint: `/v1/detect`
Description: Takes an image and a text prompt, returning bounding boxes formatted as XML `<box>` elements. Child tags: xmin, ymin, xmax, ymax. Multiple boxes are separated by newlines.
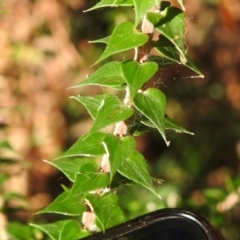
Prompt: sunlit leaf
<box><xmin>118</xmin><ymin>151</ymin><xmax>159</xmax><ymax>197</ymax></box>
<box><xmin>90</xmin><ymin>95</ymin><xmax>133</xmax><ymax>133</ymax></box>
<box><xmin>133</xmin><ymin>88</ymin><xmax>169</xmax><ymax>145</ymax></box>
<box><xmin>37</xmin><ymin>188</ymin><xmax>86</xmax><ymax>216</ymax></box>
<box><xmin>55</xmin><ymin>132</ymin><xmax>109</xmax><ymax>159</ymax></box>
<box><xmin>85</xmin><ymin>0</ymin><xmax>133</xmax><ymax>12</ymax></box>
<box><xmin>133</xmin><ymin>0</ymin><xmax>159</xmax><ymax>27</ymax></box>
<box><xmin>71</xmin><ymin>62</ymin><xmax>125</xmax><ymax>90</ymax></box>
<box><xmin>45</xmin><ymin>158</ymin><xmax>96</xmax><ymax>182</ymax></box>
<box><xmin>87</xmin><ymin>193</ymin><xmax>125</xmax><ymax>231</ymax></box>
<box><xmin>31</xmin><ymin>220</ymin><xmax>89</xmax><ymax>240</ymax></box>
<box><xmin>95</xmin><ymin>22</ymin><xmax>149</xmax><ymax>64</ymax></box>
<box><xmin>89</xmin><ymin>36</ymin><xmax>110</xmax><ymax>44</ymax></box>
<box><xmin>122</xmin><ymin>60</ymin><xmax>158</xmax><ymax>99</ymax></box>
<box><xmin>72</xmin><ymin>94</ymin><xmax>110</xmax><ymax>119</ymax></box>
<box><xmin>103</xmin><ymin>135</ymin><xmax>136</xmax><ymax>180</ymax></box>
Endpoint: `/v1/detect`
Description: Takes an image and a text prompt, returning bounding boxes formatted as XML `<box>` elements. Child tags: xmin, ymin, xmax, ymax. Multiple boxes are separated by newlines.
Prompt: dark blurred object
<box><xmin>82</xmin><ymin>208</ymin><xmax>225</xmax><ymax>240</ymax></box>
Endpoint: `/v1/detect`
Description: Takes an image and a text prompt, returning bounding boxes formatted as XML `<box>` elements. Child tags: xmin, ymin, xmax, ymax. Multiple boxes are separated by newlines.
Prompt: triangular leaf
<box><xmin>30</xmin><ymin>220</ymin><xmax>89</xmax><ymax>240</ymax></box>
<box><xmin>90</xmin><ymin>95</ymin><xmax>133</xmax><ymax>133</ymax></box>
<box><xmin>72</xmin><ymin>94</ymin><xmax>110</xmax><ymax>119</ymax></box>
<box><xmin>45</xmin><ymin>158</ymin><xmax>96</xmax><ymax>182</ymax></box>
<box><xmin>133</xmin><ymin>88</ymin><xmax>169</xmax><ymax>145</ymax></box>
<box><xmin>118</xmin><ymin>151</ymin><xmax>159</xmax><ymax>197</ymax></box>
<box><xmin>89</xmin><ymin>36</ymin><xmax>110</xmax><ymax>44</ymax></box>
<box><xmin>102</xmin><ymin>135</ymin><xmax>136</xmax><ymax>181</ymax></box>
<box><xmin>147</xmin><ymin>8</ymin><xmax>187</xmax><ymax>63</ymax></box>
<box><xmin>133</xmin><ymin>0</ymin><xmax>159</xmax><ymax>27</ymax></box>
<box><xmin>85</xmin><ymin>0</ymin><xmax>133</xmax><ymax>12</ymax></box>
<box><xmin>122</xmin><ymin>60</ymin><xmax>158</xmax><ymax>99</ymax></box>
<box><xmin>37</xmin><ymin>188</ymin><xmax>86</xmax><ymax>216</ymax></box>
<box><xmin>86</xmin><ymin>193</ymin><xmax>125</xmax><ymax>231</ymax></box>
<box><xmin>142</xmin><ymin>116</ymin><xmax>194</xmax><ymax>135</ymax></box>
<box><xmin>153</xmin><ymin>35</ymin><xmax>203</xmax><ymax>76</ymax></box>
<box><xmin>165</xmin><ymin>116</ymin><xmax>194</xmax><ymax>135</ymax></box>
<box><xmin>96</xmin><ymin>21</ymin><xmax>149</xmax><ymax>64</ymax></box>
<box><xmin>55</xmin><ymin>132</ymin><xmax>109</xmax><ymax>159</ymax></box>
<box><xmin>69</xmin><ymin>172</ymin><xmax>110</xmax><ymax>197</ymax></box>
<box><xmin>71</xmin><ymin>62</ymin><xmax>125</xmax><ymax>90</ymax></box>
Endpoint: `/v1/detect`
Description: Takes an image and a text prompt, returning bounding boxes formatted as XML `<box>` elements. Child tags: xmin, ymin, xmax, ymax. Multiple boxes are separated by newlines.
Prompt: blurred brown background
<box><xmin>0</xmin><ymin>0</ymin><xmax>240</xmax><ymax>239</ymax></box>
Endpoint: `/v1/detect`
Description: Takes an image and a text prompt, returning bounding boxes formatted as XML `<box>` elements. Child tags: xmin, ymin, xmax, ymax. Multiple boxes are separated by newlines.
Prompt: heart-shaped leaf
<box><xmin>71</xmin><ymin>62</ymin><xmax>125</xmax><ymax>90</ymax></box>
<box><xmin>72</xmin><ymin>94</ymin><xmax>110</xmax><ymax>119</ymax></box>
<box><xmin>96</xmin><ymin>21</ymin><xmax>149</xmax><ymax>64</ymax></box>
<box><xmin>85</xmin><ymin>0</ymin><xmax>133</xmax><ymax>12</ymax></box>
<box><xmin>133</xmin><ymin>0</ymin><xmax>159</xmax><ymax>27</ymax></box>
<box><xmin>86</xmin><ymin>193</ymin><xmax>125</xmax><ymax>231</ymax></box>
<box><xmin>37</xmin><ymin>187</ymin><xmax>86</xmax><ymax>216</ymax></box>
<box><xmin>118</xmin><ymin>151</ymin><xmax>159</xmax><ymax>197</ymax></box>
<box><xmin>55</xmin><ymin>132</ymin><xmax>109</xmax><ymax>159</ymax></box>
<box><xmin>90</xmin><ymin>95</ymin><xmax>133</xmax><ymax>133</ymax></box>
<box><xmin>147</xmin><ymin>7</ymin><xmax>187</xmax><ymax>63</ymax></box>
<box><xmin>102</xmin><ymin>135</ymin><xmax>136</xmax><ymax>180</ymax></box>
<box><xmin>31</xmin><ymin>220</ymin><xmax>89</xmax><ymax>240</ymax></box>
<box><xmin>45</xmin><ymin>158</ymin><xmax>96</xmax><ymax>182</ymax></box>
<box><xmin>122</xmin><ymin>60</ymin><xmax>158</xmax><ymax>99</ymax></box>
<box><xmin>133</xmin><ymin>88</ymin><xmax>169</xmax><ymax>145</ymax></box>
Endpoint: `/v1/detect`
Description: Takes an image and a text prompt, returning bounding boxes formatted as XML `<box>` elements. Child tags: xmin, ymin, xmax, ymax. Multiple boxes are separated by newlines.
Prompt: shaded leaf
<box><xmin>142</xmin><ymin>116</ymin><xmax>194</xmax><ymax>135</ymax></box>
<box><xmin>90</xmin><ymin>95</ymin><xmax>133</xmax><ymax>133</ymax></box>
<box><xmin>103</xmin><ymin>135</ymin><xmax>136</xmax><ymax>180</ymax></box>
<box><xmin>133</xmin><ymin>0</ymin><xmax>159</xmax><ymax>27</ymax></box>
<box><xmin>71</xmin><ymin>62</ymin><xmax>125</xmax><ymax>90</ymax></box>
<box><xmin>56</xmin><ymin>132</ymin><xmax>109</xmax><ymax>159</ymax></box>
<box><xmin>31</xmin><ymin>220</ymin><xmax>89</xmax><ymax>240</ymax></box>
<box><xmin>153</xmin><ymin>35</ymin><xmax>203</xmax><ymax>76</ymax></box>
<box><xmin>118</xmin><ymin>151</ymin><xmax>159</xmax><ymax>197</ymax></box>
<box><xmin>89</xmin><ymin>36</ymin><xmax>110</xmax><ymax>44</ymax></box>
<box><xmin>96</xmin><ymin>22</ymin><xmax>149</xmax><ymax>64</ymax></box>
<box><xmin>85</xmin><ymin>0</ymin><xmax>133</xmax><ymax>12</ymax></box>
<box><xmin>122</xmin><ymin>60</ymin><xmax>158</xmax><ymax>99</ymax></box>
<box><xmin>87</xmin><ymin>193</ymin><xmax>125</xmax><ymax>231</ymax></box>
<box><xmin>147</xmin><ymin>8</ymin><xmax>186</xmax><ymax>63</ymax></box>
<box><xmin>133</xmin><ymin>88</ymin><xmax>169</xmax><ymax>145</ymax></box>
<box><xmin>164</xmin><ymin>116</ymin><xmax>194</xmax><ymax>135</ymax></box>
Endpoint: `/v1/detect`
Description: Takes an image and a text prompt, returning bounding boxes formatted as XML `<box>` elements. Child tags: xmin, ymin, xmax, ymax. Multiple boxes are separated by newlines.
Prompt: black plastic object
<box><xmin>81</xmin><ymin>208</ymin><xmax>225</xmax><ymax>240</ymax></box>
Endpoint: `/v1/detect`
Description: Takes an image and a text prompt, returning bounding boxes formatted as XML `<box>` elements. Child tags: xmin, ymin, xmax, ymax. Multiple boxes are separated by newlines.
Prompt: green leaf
<box><xmin>164</xmin><ymin>116</ymin><xmax>194</xmax><ymax>135</ymax></box>
<box><xmin>71</xmin><ymin>62</ymin><xmax>125</xmax><ymax>90</ymax></box>
<box><xmin>30</xmin><ymin>220</ymin><xmax>89</xmax><ymax>240</ymax></box>
<box><xmin>37</xmin><ymin>188</ymin><xmax>86</xmax><ymax>216</ymax></box>
<box><xmin>90</xmin><ymin>95</ymin><xmax>133</xmax><ymax>133</ymax></box>
<box><xmin>56</xmin><ymin>132</ymin><xmax>109</xmax><ymax>159</ymax></box>
<box><xmin>147</xmin><ymin>8</ymin><xmax>187</xmax><ymax>63</ymax></box>
<box><xmin>95</xmin><ymin>22</ymin><xmax>149</xmax><ymax>64</ymax></box>
<box><xmin>89</xmin><ymin>36</ymin><xmax>110</xmax><ymax>44</ymax></box>
<box><xmin>133</xmin><ymin>0</ymin><xmax>159</xmax><ymax>27</ymax></box>
<box><xmin>87</xmin><ymin>193</ymin><xmax>125</xmax><ymax>231</ymax></box>
<box><xmin>72</xmin><ymin>94</ymin><xmax>109</xmax><ymax>119</ymax></box>
<box><xmin>147</xmin><ymin>55</ymin><xmax>173</xmax><ymax>67</ymax></box>
<box><xmin>118</xmin><ymin>151</ymin><xmax>159</xmax><ymax>197</ymax></box>
<box><xmin>45</xmin><ymin>158</ymin><xmax>96</xmax><ymax>182</ymax></box>
<box><xmin>103</xmin><ymin>135</ymin><xmax>136</xmax><ymax>180</ymax></box>
<box><xmin>122</xmin><ymin>60</ymin><xmax>158</xmax><ymax>99</ymax></box>
<box><xmin>133</xmin><ymin>88</ymin><xmax>169</xmax><ymax>145</ymax></box>
<box><xmin>142</xmin><ymin>116</ymin><xmax>194</xmax><ymax>135</ymax></box>
<box><xmin>85</xmin><ymin>0</ymin><xmax>133</xmax><ymax>12</ymax></box>
<box><xmin>153</xmin><ymin>35</ymin><xmax>203</xmax><ymax>76</ymax></box>
<box><xmin>69</xmin><ymin>171</ymin><xmax>110</xmax><ymax>197</ymax></box>
<box><xmin>7</xmin><ymin>222</ymin><xmax>33</xmax><ymax>240</ymax></box>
